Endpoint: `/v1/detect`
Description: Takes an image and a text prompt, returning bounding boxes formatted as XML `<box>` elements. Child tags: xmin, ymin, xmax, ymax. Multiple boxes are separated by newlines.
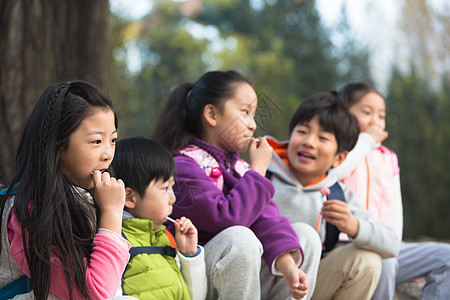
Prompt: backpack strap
<box><xmin>122</xmin><ymin>229</ymin><xmax>177</xmax><ymax>258</ymax></box>
<box><xmin>0</xmin><ymin>275</ymin><xmax>32</xmax><ymax>299</ymax></box>
<box><xmin>323</xmin><ymin>182</ymin><xmax>346</xmax><ymax>253</ymax></box>
<box><xmin>0</xmin><ymin>184</ymin><xmax>17</xmax><ymax>195</ymax></box>
<box><xmin>129</xmin><ymin>246</ymin><xmax>176</xmax><ymax>258</ymax></box>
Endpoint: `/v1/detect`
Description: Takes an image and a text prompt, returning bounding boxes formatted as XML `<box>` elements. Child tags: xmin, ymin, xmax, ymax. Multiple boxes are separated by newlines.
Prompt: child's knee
<box><xmin>291</xmin><ymin>222</ymin><xmax>322</xmax><ymax>255</ymax></box>
<box><xmin>353</xmin><ymin>248</ymin><xmax>382</xmax><ymax>276</ymax></box>
<box><xmin>432</xmin><ymin>242</ymin><xmax>450</xmax><ymax>270</ymax></box>
<box><xmin>331</xmin><ymin>244</ymin><xmax>382</xmax><ymax>277</ymax></box>
<box><xmin>219</xmin><ymin>226</ymin><xmax>263</xmax><ymax>259</ymax></box>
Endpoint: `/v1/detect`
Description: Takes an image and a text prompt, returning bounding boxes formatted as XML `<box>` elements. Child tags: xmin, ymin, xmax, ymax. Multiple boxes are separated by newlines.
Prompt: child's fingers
<box><xmin>178</xmin><ymin>218</ymin><xmax>192</xmax><ymax>233</ymax></box>
<box><xmin>174</xmin><ymin>220</ymin><xmax>181</xmax><ymax>230</ymax></box>
<box><xmin>300</xmin><ymin>272</ymin><xmax>309</xmax><ymax>287</ymax></box>
<box><xmin>101</xmin><ymin>170</ymin><xmax>111</xmax><ymax>181</ymax></box>
<box><xmin>249</xmin><ymin>139</ymin><xmax>258</xmax><ymax>151</ymax></box>
<box><xmin>92</xmin><ymin>170</ymin><xmax>102</xmax><ymax>186</ymax></box>
<box><xmin>258</xmin><ymin>137</ymin><xmax>268</xmax><ymax>144</ymax></box>
<box><xmin>291</xmin><ymin>288</ymin><xmax>308</xmax><ymax>299</ymax></box>
<box><xmin>256</xmin><ymin>137</ymin><xmax>271</xmax><ymax>150</ymax></box>
<box><xmin>116</xmin><ymin>178</ymin><xmax>125</xmax><ymax>189</ymax></box>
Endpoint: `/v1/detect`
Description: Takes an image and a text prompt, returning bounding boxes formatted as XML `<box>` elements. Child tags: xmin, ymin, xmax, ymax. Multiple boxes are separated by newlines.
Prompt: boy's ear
<box><xmin>124</xmin><ymin>187</ymin><xmax>138</xmax><ymax>209</ymax></box>
<box><xmin>203</xmin><ymin>104</ymin><xmax>218</xmax><ymax>127</ymax></box>
<box><xmin>332</xmin><ymin>150</ymin><xmax>348</xmax><ymax>168</ymax></box>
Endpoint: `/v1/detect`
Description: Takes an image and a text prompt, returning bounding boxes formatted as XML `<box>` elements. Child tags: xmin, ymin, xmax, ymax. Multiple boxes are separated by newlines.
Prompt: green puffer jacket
<box><xmin>122</xmin><ymin>217</ymin><xmax>190</xmax><ymax>300</ymax></box>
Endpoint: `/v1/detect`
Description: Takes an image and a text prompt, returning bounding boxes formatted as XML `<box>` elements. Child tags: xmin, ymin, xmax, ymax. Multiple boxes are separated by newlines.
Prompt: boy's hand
<box><xmin>365</xmin><ymin>125</ymin><xmax>388</xmax><ymax>144</ymax></box>
<box><xmin>93</xmin><ymin>170</ymin><xmax>125</xmax><ymax>234</ymax></box>
<box><xmin>174</xmin><ymin>217</ymin><xmax>198</xmax><ymax>256</ymax></box>
<box><xmin>275</xmin><ymin>252</ymin><xmax>309</xmax><ymax>299</ymax></box>
<box><xmin>321</xmin><ymin>200</ymin><xmax>359</xmax><ymax>238</ymax></box>
<box><xmin>249</xmin><ymin>137</ymin><xmax>273</xmax><ymax>176</ymax></box>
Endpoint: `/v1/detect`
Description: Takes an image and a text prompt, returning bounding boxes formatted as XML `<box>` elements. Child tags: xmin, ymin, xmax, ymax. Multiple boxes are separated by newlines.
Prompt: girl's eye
<box><xmin>111</xmin><ymin>138</ymin><xmax>117</xmax><ymax>144</ymax></box>
<box><xmin>93</xmin><ymin>140</ymin><xmax>101</xmax><ymax>145</ymax></box>
<box><xmin>319</xmin><ymin>136</ymin><xmax>329</xmax><ymax>141</ymax></box>
<box><xmin>163</xmin><ymin>186</ymin><xmax>169</xmax><ymax>191</ymax></box>
<box><xmin>242</xmin><ymin>110</ymin><xmax>249</xmax><ymax>115</ymax></box>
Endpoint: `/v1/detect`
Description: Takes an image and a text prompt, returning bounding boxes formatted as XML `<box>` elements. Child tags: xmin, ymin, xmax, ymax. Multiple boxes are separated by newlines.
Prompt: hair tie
<box><xmin>186</xmin><ymin>82</ymin><xmax>195</xmax><ymax>105</ymax></box>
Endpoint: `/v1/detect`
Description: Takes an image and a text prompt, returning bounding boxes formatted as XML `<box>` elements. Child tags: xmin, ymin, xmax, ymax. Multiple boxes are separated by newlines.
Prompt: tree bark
<box><xmin>0</xmin><ymin>0</ymin><xmax>110</xmax><ymax>181</ymax></box>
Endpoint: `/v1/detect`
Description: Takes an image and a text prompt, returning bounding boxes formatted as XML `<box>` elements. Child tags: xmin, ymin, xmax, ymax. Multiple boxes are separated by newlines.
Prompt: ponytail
<box><xmin>153</xmin><ymin>70</ymin><xmax>250</xmax><ymax>153</ymax></box>
<box><xmin>152</xmin><ymin>82</ymin><xmax>194</xmax><ymax>153</ymax></box>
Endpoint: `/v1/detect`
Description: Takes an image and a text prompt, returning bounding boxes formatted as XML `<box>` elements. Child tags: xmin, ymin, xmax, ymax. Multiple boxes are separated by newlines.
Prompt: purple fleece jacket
<box><xmin>169</xmin><ymin>137</ymin><xmax>302</xmax><ymax>270</ymax></box>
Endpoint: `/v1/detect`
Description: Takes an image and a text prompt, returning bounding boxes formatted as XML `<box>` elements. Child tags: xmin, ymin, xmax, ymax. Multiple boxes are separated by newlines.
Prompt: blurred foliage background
<box><xmin>1</xmin><ymin>0</ymin><xmax>448</xmax><ymax>240</ymax></box>
<box><xmin>108</xmin><ymin>0</ymin><xmax>450</xmax><ymax>240</ymax></box>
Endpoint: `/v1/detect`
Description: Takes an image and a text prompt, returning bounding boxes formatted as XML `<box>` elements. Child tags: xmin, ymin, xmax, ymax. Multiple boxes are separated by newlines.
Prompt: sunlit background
<box><xmin>104</xmin><ymin>0</ymin><xmax>449</xmax><ymax>240</ymax></box>
<box><xmin>1</xmin><ymin>0</ymin><xmax>448</xmax><ymax>240</ymax></box>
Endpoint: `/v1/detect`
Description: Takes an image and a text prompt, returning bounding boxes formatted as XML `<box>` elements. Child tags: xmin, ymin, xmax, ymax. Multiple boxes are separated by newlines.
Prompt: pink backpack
<box><xmin>179</xmin><ymin>145</ymin><xmax>250</xmax><ymax>191</ymax></box>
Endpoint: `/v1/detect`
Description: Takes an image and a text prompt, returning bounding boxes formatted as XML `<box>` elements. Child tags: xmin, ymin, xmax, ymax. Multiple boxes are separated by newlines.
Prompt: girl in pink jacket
<box><xmin>0</xmin><ymin>81</ymin><xmax>132</xmax><ymax>299</ymax></box>
<box><xmin>334</xmin><ymin>82</ymin><xmax>450</xmax><ymax>300</ymax></box>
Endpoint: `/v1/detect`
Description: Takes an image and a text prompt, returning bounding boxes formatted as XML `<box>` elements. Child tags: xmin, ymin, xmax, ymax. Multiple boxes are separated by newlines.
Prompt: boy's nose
<box><xmin>169</xmin><ymin>190</ymin><xmax>176</xmax><ymax>204</ymax></box>
<box><xmin>302</xmin><ymin>134</ymin><xmax>316</xmax><ymax>147</ymax></box>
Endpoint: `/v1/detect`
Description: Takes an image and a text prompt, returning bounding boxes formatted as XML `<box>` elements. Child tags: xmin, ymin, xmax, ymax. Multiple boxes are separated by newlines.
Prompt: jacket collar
<box><xmin>267</xmin><ymin>136</ymin><xmax>338</xmax><ymax>191</ymax></box>
<box><xmin>191</xmin><ymin>136</ymin><xmax>241</xmax><ymax>167</ymax></box>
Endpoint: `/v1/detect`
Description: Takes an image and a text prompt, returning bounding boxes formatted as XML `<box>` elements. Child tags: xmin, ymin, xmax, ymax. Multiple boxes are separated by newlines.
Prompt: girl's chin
<box><xmin>228</xmin><ymin>142</ymin><xmax>249</xmax><ymax>153</ymax></box>
<box><xmin>82</xmin><ymin>179</ymin><xmax>94</xmax><ymax>190</ymax></box>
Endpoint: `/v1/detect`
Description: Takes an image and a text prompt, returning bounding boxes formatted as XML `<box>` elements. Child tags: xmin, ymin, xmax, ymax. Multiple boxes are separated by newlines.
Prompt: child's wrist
<box><xmin>275</xmin><ymin>252</ymin><xmax>295</xmax><ymax>274</ymax></box>
<box><xmin>180</xmin><ymin>245</ymin><xmax>200</xmax><ymax>257</ymax></box>
<box><xmin>347</xmin><ymin>217</ymin><xmax>360</xmax><ymax>238</ymax></box>
<box><xmin>251</xmin><ymin>165</ymin><xmax>268</xmax><ymax>176</ymax></box>
<box><xmin>99</xmin><ymin>210</ymin><xmax>123</xmax><ymax>234</ymax></box>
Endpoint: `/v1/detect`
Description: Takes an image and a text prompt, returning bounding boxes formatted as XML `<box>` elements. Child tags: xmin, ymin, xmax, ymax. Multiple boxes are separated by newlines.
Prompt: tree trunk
<box><xmin>0</xmin><ymin>0</ymin><xmax>110</xmax><ymax>181</ymax></box>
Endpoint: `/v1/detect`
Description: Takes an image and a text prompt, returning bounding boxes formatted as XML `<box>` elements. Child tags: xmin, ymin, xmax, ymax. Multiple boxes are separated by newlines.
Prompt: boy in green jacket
<box><xmin>112</xmin><ymin>136</ymin><xmax>207</xmax><ymax>300</ymax></box>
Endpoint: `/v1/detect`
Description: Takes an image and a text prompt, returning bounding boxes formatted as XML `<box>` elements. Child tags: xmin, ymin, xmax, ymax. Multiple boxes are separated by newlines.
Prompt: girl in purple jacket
<box><xmin>153</xmin><ymin>71</ymin><xmax>321</xmax><ymax>300</ymax></box>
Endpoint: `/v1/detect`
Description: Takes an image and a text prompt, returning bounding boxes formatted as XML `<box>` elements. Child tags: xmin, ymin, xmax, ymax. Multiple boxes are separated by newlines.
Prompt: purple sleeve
<box><xmin>172</xmin><ymin>155</ymin><xmax>273</xmax><ymax>234</ymax></box>
<box><xmin>173</xmin><ymin>155</ymin><xmax>302</xmax><ymax>271</ymax></box>
<box><xmin>251</xmin><ymin>201</ymin><xmax>303</xmax><ymax>270</ymax></box>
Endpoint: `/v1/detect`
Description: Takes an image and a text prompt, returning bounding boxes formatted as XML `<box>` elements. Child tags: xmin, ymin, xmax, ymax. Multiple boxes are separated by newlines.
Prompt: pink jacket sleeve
<box><xmin>8</xmin><ymin>210</ymin><xmax>131</xmax><ymax>299</ymax></box>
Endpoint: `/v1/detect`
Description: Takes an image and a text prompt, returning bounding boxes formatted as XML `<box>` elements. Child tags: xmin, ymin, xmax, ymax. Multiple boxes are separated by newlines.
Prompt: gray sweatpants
<box><xmin>204</xmin><ymin>223</ymin><xmax>322</xmax><ymax>300</ymax></box>
<box><xmin>372</xmin><ymin>241</ymin><xmax>450</xmax><ymax>300</ymax></box>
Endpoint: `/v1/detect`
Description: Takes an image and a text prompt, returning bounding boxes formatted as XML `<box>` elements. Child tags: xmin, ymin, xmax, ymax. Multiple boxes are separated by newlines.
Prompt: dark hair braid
<box><xmin>1</xmin><ymin>80</ymin><xmax>116</xmax><ymax>300</ymax></box>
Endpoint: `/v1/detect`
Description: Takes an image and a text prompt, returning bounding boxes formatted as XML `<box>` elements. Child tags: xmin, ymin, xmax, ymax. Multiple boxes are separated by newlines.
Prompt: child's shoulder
<box><xmin>177</xmin><ymin>144</ymin><xmax>250</xmax><ymax>190</ymax></box>
<box><xmin>178</xmin><ymin>145</ymin><xmax>216</xmax><ymax>167</ymax></box>
<box><xmin>376</xmin><ymin>145</ymin><xmax>400</xmax><ymax>175</ymax></box>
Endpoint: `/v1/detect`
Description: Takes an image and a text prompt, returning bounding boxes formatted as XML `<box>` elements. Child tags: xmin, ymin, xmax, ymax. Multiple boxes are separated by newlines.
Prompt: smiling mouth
<box><xmin>298</xmin><ymin>152</ymin><xmax>315</xmax><ymax>160</ymax></box>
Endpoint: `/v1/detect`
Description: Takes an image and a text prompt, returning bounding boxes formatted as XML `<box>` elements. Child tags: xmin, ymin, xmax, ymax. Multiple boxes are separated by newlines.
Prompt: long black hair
<box><xmin>0</xmin><ymin>80</ymin><xmax>117</xmax><ymax>300</ymax></box>
<box><xmin>152</xmin><ymin>70</ymin><xmax>250</xmax><ymax>153</ymax></box>
<box><xmin>112</xmin><ymin>136</ymin><xmax>176</xmax><ymax>197</ymax></box>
